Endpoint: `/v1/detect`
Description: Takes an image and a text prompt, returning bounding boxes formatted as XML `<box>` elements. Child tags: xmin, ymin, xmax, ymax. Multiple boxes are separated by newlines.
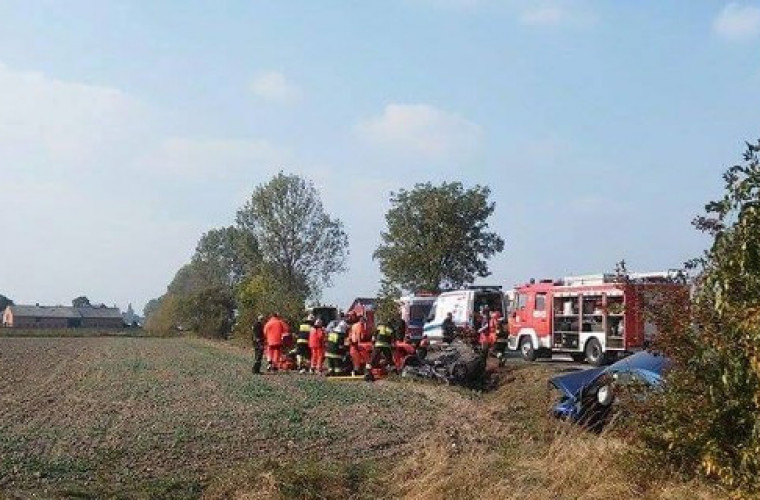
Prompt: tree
<box><xmin>373</xmin><ymin>181</ymin><xmax>505</xmax><ymax>293</ymax></box>
<box><xmin>192</xmin><ymin>226</ymin><xmax>260</xmax><ymax>290</ymax></box>
<box><xmin>640</xmin><ymin>139</ymin><xmax>760</xmax><ymax>494</ymax></box>
<box><xmin>72</xmin><ymin>296</ymin><xmax>91</xmax><ymax>308</ymax></box>
<box><xmin>143</xmin><ymin>297</ymin><xmax>163</xmax><ymax>321</ymax></box>
<box><xmin>236</xmin><ymin>264</ymin><xmax>306</xmax><ymax>337</ymax></box>
<box><xmin>0</xmin><ymin>294</ymin><xmax>13</xmax><ymax>312</ymax></box>
<box><xmin>236</xmin><ymin>172</ymin><xmax>349</xmax><ymax>299</ymax></box>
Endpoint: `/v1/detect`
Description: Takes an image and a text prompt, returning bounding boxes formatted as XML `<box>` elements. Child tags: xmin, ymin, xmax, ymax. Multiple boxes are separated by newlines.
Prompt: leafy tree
<box><xmin>0</xmin><ymin>294</ymin><xmax>13</xmax><ymax>312</ymax></box>
<box><xmin>375</xmin><ymin>280</ymin><xmax>402</xmax><ymax>325</ymax></box>
<box><xmin>192</xmin><ymin>226</ymin><xmax>260</xmax><ymax>290</ymax></box>
<box><xmin>236</xmin><ymin>172</ymin><xmax>349</xmax><ymax>299</ymax></box>
<box><xmin>236</xmin><ymin>265</ymin><xmax>306</xmax><ymax>338</ymax></box>
<box><xmin>72</xmin><ymin>296</ymin><xmax>91</xmax><ymax>308</ymax></box>
<box><xmin>373</xmin><ymin>181</ymin><xmax>505</xmax><ymax>293</ymax></box>
<box><xmin>640</xmin><ymin>139</ymin><xmax>760</xmax><ymax>494</ymax></box>
<box><xmin>143</xmin><ymin>297</ymin><xmax>163</xmax><ymax>321</ymax></box>
<box><xmin>144</xmin><ymin>294</ymin><xmax>181</xmax><ymax>336</ymax></box>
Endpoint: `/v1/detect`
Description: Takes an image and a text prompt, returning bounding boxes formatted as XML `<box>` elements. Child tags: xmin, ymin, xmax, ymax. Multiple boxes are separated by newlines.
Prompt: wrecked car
<box><xmin>549</xmin><ymin>350</ymin><xmax>668</xmax><ymax>430</ymax></box>
<box><xmin>401</xmin><ymin>340</ymin><xmax>487</xmax><ymax>389</ymax></box>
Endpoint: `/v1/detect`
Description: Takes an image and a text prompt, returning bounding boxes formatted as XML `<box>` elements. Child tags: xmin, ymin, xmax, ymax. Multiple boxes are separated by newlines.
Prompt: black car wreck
<box><xmin>401</xmin><ymin>340</ymin><xmax>487</xmax><ymax>389</ymax></box>
<box><xmin>550</xmin><ymin>351</ymin><xmax>669</xmax><ymax>431</ymax></box>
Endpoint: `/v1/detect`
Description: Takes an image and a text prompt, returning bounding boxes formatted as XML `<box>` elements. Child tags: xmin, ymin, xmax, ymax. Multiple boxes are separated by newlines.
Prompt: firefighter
<box><xmin>493</xmin><ymin>315</ymin><xmax>509</xmax><ymax>366</ymax></box>
<box><xmin>309</xmin><ymin>318</ymin><xmax>326</xmax><ymax>373</ymax></box>
<box><xmin>349</xmin><ymin>316</ymin><xmax>367</xmax><ymax>376</ymax></box>
<box><xmin>365</xmin><ymin>321</ymin><xmax>396</xmax><ymax>381</ymax></box>
<box><xmin>264</xmin><ymin>312</ymin><xmax>287</xmax><ymax>371</ymax></box>
<box><xmin>325</xmin><ymin>321</ymin><xmax>348</xmax><ymax>376</ymax></box>
<box><xmin>251</xmin><ymin>314</ymin><xmax>265</xmax><ymax>374</ymax></box>
<box><xmin>296</xmin><ymin>315</ymin><xmax>314</xmax><ymax>373</ymax></box>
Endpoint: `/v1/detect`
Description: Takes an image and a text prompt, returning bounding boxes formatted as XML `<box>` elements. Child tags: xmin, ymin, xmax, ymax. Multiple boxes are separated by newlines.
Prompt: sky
<box><xmin>1</xmin><ymin>0</ymin><xmax>759</xmax><ymax>314</ymax></box>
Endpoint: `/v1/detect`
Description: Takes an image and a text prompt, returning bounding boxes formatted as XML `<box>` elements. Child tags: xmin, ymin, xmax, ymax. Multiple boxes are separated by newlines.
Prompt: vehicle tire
<box><xmin>520</xmin><ymin>336</ymin><xmax>537</xmax><ymax>362</ymax></box>
<box><xmin>570</xmin><ymin>353</ymin><xmax>586</xmax><ymax>363</ymax></box>
<box><xmin>584</xmin><ymin>338</ymin><xmax>607</xmax><ymax>367</ymax></box>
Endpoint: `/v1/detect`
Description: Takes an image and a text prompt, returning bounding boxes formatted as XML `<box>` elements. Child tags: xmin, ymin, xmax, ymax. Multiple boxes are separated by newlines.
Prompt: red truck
<box><xmin>507</xmin><ymin>272</ymin><xmax>688</xmax><ymax>366</ymax></box>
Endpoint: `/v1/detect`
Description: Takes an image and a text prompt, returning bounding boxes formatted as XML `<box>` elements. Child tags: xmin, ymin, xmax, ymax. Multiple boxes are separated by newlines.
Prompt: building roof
<box><xmin>8</xmin><ymin>305</ymin><xmax>123</xmax><ymax>320</ymax></box>
<box><xmin>9</xmin><ymin>305</ymin><xmax>81</xmax><ymax>319</ymax></box>
<box><xmin>77</xmin><ymin>306</ymin><xmax>123</xmax><ymax>319</ymax></box>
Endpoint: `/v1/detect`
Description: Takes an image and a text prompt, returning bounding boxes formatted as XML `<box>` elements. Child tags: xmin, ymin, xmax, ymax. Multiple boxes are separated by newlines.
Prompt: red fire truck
<box><xmin>507</xmin><ymin>272</ymin><xmax>687</xmax><ymax>366</ymax></box>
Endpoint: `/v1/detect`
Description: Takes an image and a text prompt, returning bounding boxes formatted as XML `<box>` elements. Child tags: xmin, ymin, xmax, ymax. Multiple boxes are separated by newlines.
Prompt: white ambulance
<box><xmin>422</xmin><ymin>286</ymin><xmax>508</xmax><ymax>342</ymax></box>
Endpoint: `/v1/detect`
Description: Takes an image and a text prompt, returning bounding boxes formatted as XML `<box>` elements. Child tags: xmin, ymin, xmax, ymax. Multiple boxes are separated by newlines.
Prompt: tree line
<box><xmin>143</xmin><ymin>174</ymin><xmax>505</xmax><ymax>339</ymax></box>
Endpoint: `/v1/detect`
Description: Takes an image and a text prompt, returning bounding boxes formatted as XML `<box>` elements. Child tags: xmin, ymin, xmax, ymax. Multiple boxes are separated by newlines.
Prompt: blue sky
<box><xmin>1</xmin><ymin>1</ymin><xmax>759</xmax><ymax>313</ymax></box>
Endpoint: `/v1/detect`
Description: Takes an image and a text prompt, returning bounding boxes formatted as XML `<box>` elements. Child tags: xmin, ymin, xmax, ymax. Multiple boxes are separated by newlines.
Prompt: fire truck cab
<box><xmin>507</xmin><ymin>273</ymin><xmax>684</xmax><ymax>366</ymax></box>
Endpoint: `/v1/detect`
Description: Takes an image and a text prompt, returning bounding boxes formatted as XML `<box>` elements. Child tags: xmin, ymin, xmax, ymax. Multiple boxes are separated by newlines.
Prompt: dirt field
<box><xmin>0</xmin><ymin>337</ymin><xmax>475</xmax><ymax>498</ymax></box>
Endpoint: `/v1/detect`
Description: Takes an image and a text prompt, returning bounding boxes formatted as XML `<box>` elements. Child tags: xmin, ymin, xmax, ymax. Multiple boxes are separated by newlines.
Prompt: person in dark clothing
<box><xmin>389</xmin><ymin>314</ymin><xmax>407</xmax><ymax>342</ymax></box>
<box><xmin>251</xmin><ymin>315</ymin><xmax>266</xmax><ymax>374</ymax></box>
<box><xmin>442</xmin><ymin>312</ymin><xmax>456</xmax><ymax>343</ymax></box>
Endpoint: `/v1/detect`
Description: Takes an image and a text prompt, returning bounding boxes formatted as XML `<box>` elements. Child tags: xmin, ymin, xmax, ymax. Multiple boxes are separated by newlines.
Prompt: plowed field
<box><xmin>0</xmin><ymin>337</ymin><xmax>468</xmax><ymax>498</ymax></box>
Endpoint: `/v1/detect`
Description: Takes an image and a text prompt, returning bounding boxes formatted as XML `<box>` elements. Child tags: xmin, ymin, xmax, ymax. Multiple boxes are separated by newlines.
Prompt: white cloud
<box><xmin>0</xmin><ymin>62</ymin><xmax>144</xmax><ymax>169</ymax></box>
<box><xmin>250</xmin><ymin>70</ymin><xmax>303</xmax><ymax>103</ymax></box>
<box><xmin>713</xmin><ymin>3</ymin><xmax>760</xmax><ymax>41</ymax></box>
<box><xmin>356</xmin><ymin>103</ymin><xmax>482</xmax><ymax>161</ymax></box>
<box><xmin>519</xmin><ymin>6</ymin><xmax>564</xmax><ymax>26</ymax></box>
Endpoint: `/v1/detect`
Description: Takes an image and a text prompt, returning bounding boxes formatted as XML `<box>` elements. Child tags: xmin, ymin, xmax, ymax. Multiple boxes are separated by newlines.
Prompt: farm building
<box><xmin>2</xmin><ymin>304</ymin><xmax>124</xmax><ymax>329</ymax></box>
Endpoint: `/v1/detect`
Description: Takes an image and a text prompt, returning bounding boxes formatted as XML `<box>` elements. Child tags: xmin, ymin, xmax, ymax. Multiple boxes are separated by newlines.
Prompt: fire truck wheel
<box><xmin>520</xmin><ymin>337</ymin><xmax>537</xmax><ymax>362</ymax></box>
<box><xmin>584</xmin><ymin>338</ymin><xmax>606</xmax><ymax>367</ymax></box>
<box><xmin>570</xmin><ymin>353</ymin><xmax>586</xmax><ymax>363</ymax></box>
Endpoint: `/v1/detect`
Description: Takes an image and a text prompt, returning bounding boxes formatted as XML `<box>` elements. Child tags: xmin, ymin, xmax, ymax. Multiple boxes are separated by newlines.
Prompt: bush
<box><xmin>637</xmin><ymin>139</ymin><xmax>760</xmax><ymax>495</ymax></box>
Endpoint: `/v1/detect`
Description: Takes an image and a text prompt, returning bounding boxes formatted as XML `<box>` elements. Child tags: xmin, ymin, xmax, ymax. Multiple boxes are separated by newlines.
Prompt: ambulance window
<box><xmin>516</xmin><ymin>294</ymin><xmax>528</xmax><ymax>310</ymax></box>
<box><xmin>535</xmin><ymin>293</ymin><xmax>546</xmax><ymax>311</ymax></box>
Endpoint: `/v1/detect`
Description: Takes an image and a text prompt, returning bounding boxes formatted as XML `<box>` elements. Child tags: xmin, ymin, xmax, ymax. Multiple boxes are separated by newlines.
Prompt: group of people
<box><xmin>440</xmin><ymin>305</ymin><xmax>509</xmax><ymax>362</ymax></box>
<box><xmin>250</xmin><ymin>312</ymin><xmax>403</xmax><ymax>377</ymax></box>
<box><xmin>251</xmin><ymin>305</ymin><xmax>509</xmax><ymax>376</ymax></box>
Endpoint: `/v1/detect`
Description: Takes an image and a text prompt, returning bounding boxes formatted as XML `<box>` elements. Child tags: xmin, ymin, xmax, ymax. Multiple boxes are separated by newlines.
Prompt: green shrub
<box><xmin>637</xmin><ymin>139</ymin><xmax>760</xmax><ymax>496</ymax></box>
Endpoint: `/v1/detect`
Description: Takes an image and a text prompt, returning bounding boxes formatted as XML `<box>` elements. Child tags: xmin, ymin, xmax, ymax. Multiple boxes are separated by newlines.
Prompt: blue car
<box><xmin>550</xmin><ymin>351</ymin><xmax>669</xmax><ymax>430</ymax></box>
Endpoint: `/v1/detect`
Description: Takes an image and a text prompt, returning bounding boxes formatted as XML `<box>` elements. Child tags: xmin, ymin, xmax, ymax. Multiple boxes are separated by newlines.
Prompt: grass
<box><xmin>0</xmin><ymin>336</ymin><xmax>723</xmax><ymax>499</ymax></box>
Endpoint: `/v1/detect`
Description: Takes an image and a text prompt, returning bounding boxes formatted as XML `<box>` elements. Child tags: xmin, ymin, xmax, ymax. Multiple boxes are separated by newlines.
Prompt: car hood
<box><xmin>549</xmin><ymin>367</ymin><xmax>606</xmax><ymax>398</ymax></box>
<box><xmin>549</xmin><ymin>351</ymin><xmax>668</xmax><ymax>399</ymax></box>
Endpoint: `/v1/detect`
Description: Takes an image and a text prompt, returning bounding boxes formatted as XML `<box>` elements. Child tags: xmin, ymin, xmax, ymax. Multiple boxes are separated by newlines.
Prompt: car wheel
<box><xmin>520</xmin><ymin>336</ymin><xmax>537</xmax><ymax>362</ymax></box>
<box><xmin>584</xmin><ymin>338</ymin><xmax>606</xmax><ymax>367</ymax></box>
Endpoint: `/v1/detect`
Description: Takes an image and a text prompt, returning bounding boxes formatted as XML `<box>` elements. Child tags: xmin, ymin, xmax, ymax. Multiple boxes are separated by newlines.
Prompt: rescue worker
<box><xmin>349</xmin><ymin>316</ymin><xmax>367</xmax><ymax>376</ymax></box>
<box><xmin>493</xmin><ymin>316</ymin><xmax>509</xmax><ymax>366</ymax></box>
<box><xmin>264</xmin><ymin>312</ymin><xmax>287</xmax><ymax>371</ymax></box>
<box><xmin>309</xmin><ymin>318</ymin><xmax>326</xmax><ymax>373</ymax></box>
<box><xmin>251</xmin><ymin>314</ymin><xmax>265</xmax><ymax>374</ymax></box>
<box><xmin>325</xmin><ymin>321</ymin><xmax>348</xmax><ymax>376</ymax></box>
<box><xmin>441</xmin><ymin>312</ymin><xmax>456</xmax><ymax>343</ymax></box>
<box><xmin>479</xmin><ymin>310</ymin><xmax>498</xmax><ymax>354</ymax></box>
<box><xmin>296</xmin><ymin>315</ymin><xmax>314</xmax><ymax>373</ymax></box>
<box><xmin>365</xmin><ymin>321</ymin><xmax>395</xmax><ymax>380</ymax></box>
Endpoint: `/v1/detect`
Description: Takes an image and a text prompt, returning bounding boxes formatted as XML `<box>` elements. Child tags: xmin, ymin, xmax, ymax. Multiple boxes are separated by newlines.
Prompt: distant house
<box><xmin>2</xmin><ymin>304</ymin><xmax>124</xmax><ymax>329</ymax></box>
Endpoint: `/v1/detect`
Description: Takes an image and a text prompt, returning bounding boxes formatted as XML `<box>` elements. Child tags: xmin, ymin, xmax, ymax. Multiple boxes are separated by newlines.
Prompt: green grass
<box><xmin>0</xmin><ymin>337</ymin><xmax>464</xmax><ymax>499</ymax></box>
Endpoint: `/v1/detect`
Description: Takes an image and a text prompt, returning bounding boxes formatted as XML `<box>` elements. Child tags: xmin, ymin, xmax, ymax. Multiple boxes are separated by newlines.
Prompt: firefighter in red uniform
<box><xmin>309</xmin><ymin>319</ymin><xmax>326</xmax><ymax>373</ymax></box>
<box><xmin>348</xmin><ymin>316</ymin><xmax>367</xmax><ymax>376</ymax></box>
<box><xmin>264</xmin><ymin>313</ymin><xmax>286</xmax><ymax>371</ymax></box>
<box><xmin>479</xmin><ymin>310</ymin><xmax>498</xmax><ymax>354</ymax></box>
